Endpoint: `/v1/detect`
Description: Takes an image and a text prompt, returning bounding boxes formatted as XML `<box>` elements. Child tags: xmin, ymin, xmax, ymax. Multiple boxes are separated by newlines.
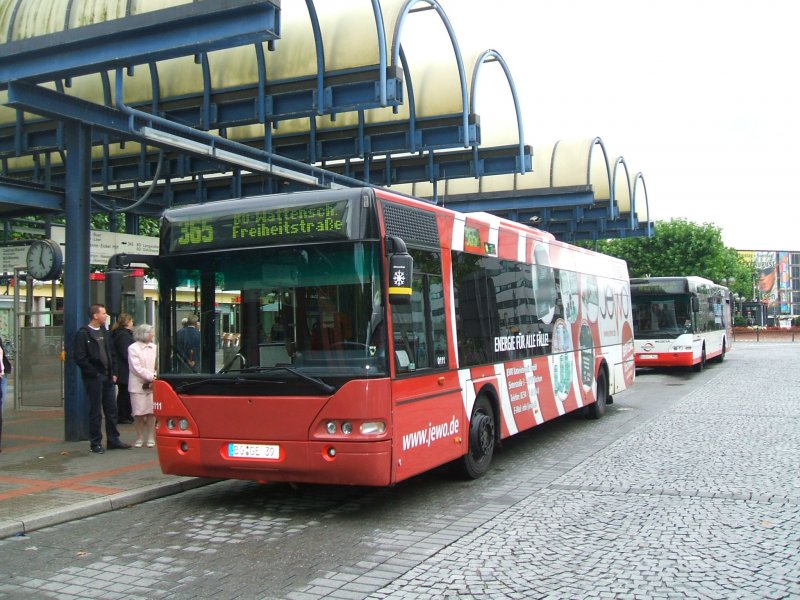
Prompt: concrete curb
<box><xmin>0</xmin><ymin>477</ymin><xmax>217</xmax><ymax>540</ymax></box>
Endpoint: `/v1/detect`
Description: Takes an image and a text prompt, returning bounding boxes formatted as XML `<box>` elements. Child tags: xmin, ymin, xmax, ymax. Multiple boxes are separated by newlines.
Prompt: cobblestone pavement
<box><xmin>370</xmin><ymin>343</ymin><xmax>800</xmax><ymax>600</ymax></box>
<box><xmin>0</xmin><ymin>343</ymin><xmax>797</xmax><ymax>599</ymax></box>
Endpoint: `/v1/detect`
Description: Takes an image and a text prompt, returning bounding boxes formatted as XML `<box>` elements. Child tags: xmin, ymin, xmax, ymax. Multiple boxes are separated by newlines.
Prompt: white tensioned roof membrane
<box><xmin>391</xmin><ymin>138</ymin><xmax>649</xmax><ymax>224</ymax></box>
<box><xmin>0</xmin><ymin>0</ymin><xmax>523</xmax><ymax>162</ymax></box>
<box><xmin>0</xmin><ymin>0</ymin><xmax>648</xmax><ymax>226</ymax></box>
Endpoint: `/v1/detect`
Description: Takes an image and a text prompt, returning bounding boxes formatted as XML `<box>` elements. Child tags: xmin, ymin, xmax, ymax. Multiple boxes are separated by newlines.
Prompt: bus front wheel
<box><xmin>693</xmin><ymin>347</ymin><xmax>706</xmax><ymax>372</ymax></box>
<box><xmin>715</xmin><ymin>340</ymin><xmax>726</xmax><ymax>363</ymax></box>
<box><xmin>459</xmin><ymin>396</ymin><xmax>496</xmax><ymax>479</ymax></box>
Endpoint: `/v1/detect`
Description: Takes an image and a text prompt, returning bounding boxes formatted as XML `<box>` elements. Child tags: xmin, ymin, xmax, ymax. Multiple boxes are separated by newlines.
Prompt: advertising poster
<box><xmin>778</xmin><ymin>252</ymin><xmax>790</xmax><ymax>314</ymax></box>
<box><xmin>753</xmin><ymin>251</ymin><xmax>778</xmax><ymax>309</ymax></box>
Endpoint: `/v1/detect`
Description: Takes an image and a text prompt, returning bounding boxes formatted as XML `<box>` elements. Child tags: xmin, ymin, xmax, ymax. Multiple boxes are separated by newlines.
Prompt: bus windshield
<box><xmin>161</xmin><ymin>241</ymin><xmax>387</xmax><ymax>380</ymax></box>
<box><xmin>632</xmin><ymin>295</ymin><xmax>693</xmax><ymax>338</ymax></box>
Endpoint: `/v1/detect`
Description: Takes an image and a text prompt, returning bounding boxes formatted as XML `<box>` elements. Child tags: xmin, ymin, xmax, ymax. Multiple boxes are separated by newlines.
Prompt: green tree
<box><xmin>595</xmin><ymin>219</ymin><xmax>755</xmax><ymax>298</ymax></box>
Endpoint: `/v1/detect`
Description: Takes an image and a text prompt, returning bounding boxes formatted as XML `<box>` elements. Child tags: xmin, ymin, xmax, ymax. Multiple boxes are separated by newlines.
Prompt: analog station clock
<box><xmin>26</xmin><ymin>239</ymin><xmax>64</xmax><ymax>280</ymax></box>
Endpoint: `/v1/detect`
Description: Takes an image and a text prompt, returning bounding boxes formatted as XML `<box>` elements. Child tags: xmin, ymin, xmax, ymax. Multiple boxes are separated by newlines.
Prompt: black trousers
<box><xmin>116</xmin><ymin>384</ymin><xmax>133</xmax><ymax>422</ymax></box>
<box><xmin>84</xmin><ymin>374</ymin><xmax>120</xmax><ymax>448</ymax></box>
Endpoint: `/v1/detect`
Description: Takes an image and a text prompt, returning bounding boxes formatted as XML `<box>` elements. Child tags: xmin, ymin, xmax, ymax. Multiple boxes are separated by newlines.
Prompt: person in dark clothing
<box><xmin>111</xmin><ymin>313</ymin><xmax>135</xmax><ymax>424</ymax></box>
<box><xmin>176</xmin><ymin>314</ymin><xmax>201</xmax><ymax>373</ymax></box>
<box><xmin>73</xmin><ymin>304</ymin><xmax>131</xmax><ymax>453</ymax></box>
<box><xmin>0</xmin><ymin>334</ymin><xmax>9</xmax><ymax>452</ymax></box>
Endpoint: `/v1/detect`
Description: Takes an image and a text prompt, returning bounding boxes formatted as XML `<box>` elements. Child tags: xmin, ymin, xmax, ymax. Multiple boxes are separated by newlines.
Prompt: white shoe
<box><xmin>146</xmin><ymin>440</ymin><xmax>156</xmax><ymax>448</ymax></box>
<box><xmin>134</xmin><ymin>440</ymin><xmax>143</xmax><ymax>448</ymax></box>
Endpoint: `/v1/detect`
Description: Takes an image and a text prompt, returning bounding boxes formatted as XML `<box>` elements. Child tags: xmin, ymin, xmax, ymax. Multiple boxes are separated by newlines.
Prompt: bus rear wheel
<box><xmin>459</xmin><ymin>395</ymin><xmax>496</xmax><ymax>479</ymax></box>
<box><xmin>586</xmin><ymin>369</ymin><xmax>608</xmax><ymax>420</ymax></box>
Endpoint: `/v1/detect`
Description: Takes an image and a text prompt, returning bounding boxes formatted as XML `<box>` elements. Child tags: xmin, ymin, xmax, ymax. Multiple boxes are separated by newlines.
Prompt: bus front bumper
<box><xmin>635</xmin><ymin>352</ymin><xmax>694</xmax><ymax>368</ymax></box>
<box><xmin>156</xmin><ymin>436</ymin><xmax>393</xmax><ymax>486</ymax></box>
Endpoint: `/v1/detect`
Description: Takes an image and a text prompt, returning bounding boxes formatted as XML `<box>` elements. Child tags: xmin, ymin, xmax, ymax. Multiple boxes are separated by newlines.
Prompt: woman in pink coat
<box><xmin>128</xmin><ymin>323</ymin><xmax>157</xmax><ymax>447</ymax></box>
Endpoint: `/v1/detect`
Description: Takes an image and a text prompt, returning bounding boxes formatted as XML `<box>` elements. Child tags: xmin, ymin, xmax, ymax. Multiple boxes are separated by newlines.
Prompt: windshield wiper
<box><xmin>239</xmin><ymin>365</ymin><xmax>336</xmax><ymax>395</ymax></box>
<box><xmin>174</xmin><ymin>367</ymin><xmax>335</xmax><ymax>395</ymax></box>
<box><xmin>175</xmin><ymin>377</ymin><xmax>250</xmax><ymax>393</ymax></box>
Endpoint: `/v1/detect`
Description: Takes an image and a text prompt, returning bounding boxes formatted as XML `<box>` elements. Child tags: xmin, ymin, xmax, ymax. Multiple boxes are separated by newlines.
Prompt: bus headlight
<box><xmin>360</xmin><ymin>421</ymin><xmax>386</xmax><ymax>435</ymax></box>
<box><xmin>179</xmin><ymin>419</ymin><xmax>190</xmax><ymax>431</ymax></box>
<box><xmin>167</xmin><ymin>418</ymin><xmax>176</xmax><ymax>430</ymax></box>
<box><xmin>326</xmin><ymin>421</ymin><xmax>337</xmax><ymax>434</ymax></box>
<box><xmin>341</xmin><ymin>421</ymin><xmax>353</xmax><ymax>435</ymax></box>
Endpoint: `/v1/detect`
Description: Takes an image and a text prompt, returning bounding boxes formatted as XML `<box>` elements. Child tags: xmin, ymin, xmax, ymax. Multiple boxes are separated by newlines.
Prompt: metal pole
<box><xmin>63</xmin><ymin>122</ymin><xmax>92</xmax><ymax>442</ymax></box>
<box><xmin>12</xmin><ymin>267</ymin><xmax>21</xmax><ymax>410</ymax></box>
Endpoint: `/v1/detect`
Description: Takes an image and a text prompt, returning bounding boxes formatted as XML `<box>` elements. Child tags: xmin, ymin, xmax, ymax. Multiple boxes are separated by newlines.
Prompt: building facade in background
<box><xmin>738</xmin><ymin>250</ymin><xmax>800</xmax><ymax>325</ymax></box>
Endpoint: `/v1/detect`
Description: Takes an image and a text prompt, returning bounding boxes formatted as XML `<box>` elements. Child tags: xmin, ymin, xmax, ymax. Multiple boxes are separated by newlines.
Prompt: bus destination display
<box><xmin>167</xmin><ymin>200</ymin><xmax>350</xmax><ymax>252</ymax></box>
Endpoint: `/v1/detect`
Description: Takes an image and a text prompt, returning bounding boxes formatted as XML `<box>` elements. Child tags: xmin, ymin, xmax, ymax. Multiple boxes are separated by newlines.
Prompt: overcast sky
<box><xmin>440</xmin><ymin>0</ymin><xmax>798</xmax><ymax>251</ymax></box>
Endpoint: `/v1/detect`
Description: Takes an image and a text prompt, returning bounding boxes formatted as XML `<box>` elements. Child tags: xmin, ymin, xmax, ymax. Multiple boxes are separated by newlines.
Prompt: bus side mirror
<box><xmin>691</xmin><ymin>294</ymin><xmax>700</xmax><ymax>313</ymax></box>
<box><xmin>386</xmin><ymin>236</ymin><xmax>413</xmax><ymax>305</ymax></box>
<box><xmin>105</xmin><ymin>270</ymin><xmax>124</xmax><ymax>317</ymax></box>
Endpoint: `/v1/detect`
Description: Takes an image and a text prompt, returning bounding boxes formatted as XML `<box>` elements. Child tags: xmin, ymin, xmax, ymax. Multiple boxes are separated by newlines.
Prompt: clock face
<box><xmin>26</xmin><ymin>239</ymin><xmax>63</xmax><ymax>280</ymax></box>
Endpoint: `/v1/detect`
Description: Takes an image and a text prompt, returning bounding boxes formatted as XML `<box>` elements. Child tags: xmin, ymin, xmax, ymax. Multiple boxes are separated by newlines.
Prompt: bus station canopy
<box><xmin>0</xmin><ymin>0</ymin><xmax>652</xmax><ymax>243</ymax></box>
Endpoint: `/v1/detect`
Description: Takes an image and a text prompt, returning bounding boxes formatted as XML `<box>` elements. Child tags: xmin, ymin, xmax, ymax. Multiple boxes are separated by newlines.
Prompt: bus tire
<box><xmin>715</xmin><ymin>340</ymin><xmax>726</xmax><ymax>363</ymax></box>
<box><xmin>459</xmin><ymin>395</ymin><xmax>496</xmax><ymax>479</ymax></box>
<box><xmin>586</xmin><ymin>369</ymin><xmax>608</xmax><ymax>420</ymax></box>
<box><xmin>693</xmin><ymin>347</ymin><xmax>706</xmax><ymax>372</ymax></box>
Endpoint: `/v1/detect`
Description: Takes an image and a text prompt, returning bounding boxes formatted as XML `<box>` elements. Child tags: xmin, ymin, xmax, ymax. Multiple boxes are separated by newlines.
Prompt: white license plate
<box><xmin>228</xmin><ymin>443</ymin><xmax>280</xmax><ymax>460</ymax></box>
<box><xmin>638</xmin><ymin>354</ymin><xmax>658</xmax><ymax>360</ymax></box>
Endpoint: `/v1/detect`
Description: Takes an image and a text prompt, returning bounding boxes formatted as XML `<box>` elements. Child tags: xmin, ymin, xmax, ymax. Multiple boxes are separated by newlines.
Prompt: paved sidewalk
<box><xmin>0</xmin><ymin>408</ymin><xmax>213</xmax><ymax>539</ymax></box>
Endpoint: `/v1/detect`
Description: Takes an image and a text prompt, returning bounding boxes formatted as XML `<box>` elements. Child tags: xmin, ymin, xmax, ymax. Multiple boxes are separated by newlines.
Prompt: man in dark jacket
<box><xmin>176</xmin><ymin>314</ymin><xmax>201</xmax><ymax>373</ymax></box>
<box><xmin>74</xmin><ymin>304</ymin><xmax>131</xmax><ymax>453</ymax></box>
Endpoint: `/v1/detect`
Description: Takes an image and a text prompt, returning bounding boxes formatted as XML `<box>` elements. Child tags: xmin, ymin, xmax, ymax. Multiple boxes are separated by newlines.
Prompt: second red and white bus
<box><xmin>137</xmin><ymin>186</ymin><xmax>634</xmax><ymax>485</ymax></box>
<box><xmin>630</xmin><ymin>276</ymin><xmax>733</xmax><ymax>370</ymax></box>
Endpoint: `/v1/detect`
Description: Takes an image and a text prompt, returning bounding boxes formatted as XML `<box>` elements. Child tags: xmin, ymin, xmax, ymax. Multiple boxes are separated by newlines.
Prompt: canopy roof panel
<box><xmin>0</xmin><ymin>0</ymin><xmax>651</xmax><ymax>243</ymax></box>
<box><xmin>387</xmin><ymin>137</ymin><xmax>651</xmax><ymax>243</ymax></box>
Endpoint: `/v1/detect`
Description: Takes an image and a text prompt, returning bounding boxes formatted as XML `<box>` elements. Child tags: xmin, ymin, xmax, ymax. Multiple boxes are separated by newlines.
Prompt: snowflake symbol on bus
<box><xmin>393</xmin><ymin>271</ymin><xmax>406</xmax><ymax>287</ymax></box>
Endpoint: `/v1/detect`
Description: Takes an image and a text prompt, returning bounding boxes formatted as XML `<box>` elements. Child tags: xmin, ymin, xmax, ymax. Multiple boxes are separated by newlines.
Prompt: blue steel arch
<box><xmin>550</xmin><ymin>136</ymin><xmax>612</xmax><ymax>192</ymax></box>
<box><xmin>391</xmin><ymin>0</ymin><xmax>469</xmax><ymax>148</ymax></box>
<box><xmin>589</xmin><ymin>137</ymin><xmax>616</xmax><ymax>220</ymax></box>
<box><xmin>295</xmin><ymin>0</ymin><xmax>394</xmax><ymax>119</ymax></box>
<box><xmin>630</xmin><ymin>171</ymin><xmax>651</xmax><ymax>235</ymax></box>
<box><xmin>304</xmin><ymin>0</ymin><xmax>325</xmax><ymax>117</ymax></box>
<box><xmin>370</xmin><ymin>0</ymin><xmax>388</xmax><ymax>106</ymax></box>
<box><xmin>3</xmin><ymin>0</ymin><xmax>23</xmax><ymax>41</ymax></box>
<box><xmin>469</xmin><ymin>49</ymin><xmax>526</xmax><ymax>174</ymax></box>
<box><xmin>610</xmin><ymin>155</ymin><xmax>631</xmax><ymax>220</ymax></box>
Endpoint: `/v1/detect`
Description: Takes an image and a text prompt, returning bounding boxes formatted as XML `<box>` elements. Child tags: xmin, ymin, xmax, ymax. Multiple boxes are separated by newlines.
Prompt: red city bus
<box><xmin>630</xmin><ymin>276</ymin><xmax>733</xmax><ymax>370</ymax></box>
<box><xmin>145</xmin><ymin>187</ymin><xmax>634</xmax><ymax>485</ymax></box>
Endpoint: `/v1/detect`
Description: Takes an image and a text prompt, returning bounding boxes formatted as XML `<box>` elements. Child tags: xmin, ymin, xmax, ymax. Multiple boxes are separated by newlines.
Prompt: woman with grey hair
<box><xmin>128</xmin><ymin>323</ymin><xmax>157</xmax><ymax>447</ymax></box>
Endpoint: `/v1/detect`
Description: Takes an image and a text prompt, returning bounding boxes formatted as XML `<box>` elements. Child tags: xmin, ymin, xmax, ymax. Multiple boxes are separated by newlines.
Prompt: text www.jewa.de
<box><xmin>402</xmin><ymin>416</ymin><xmax>460</xmax><ymax>451</ymax></box>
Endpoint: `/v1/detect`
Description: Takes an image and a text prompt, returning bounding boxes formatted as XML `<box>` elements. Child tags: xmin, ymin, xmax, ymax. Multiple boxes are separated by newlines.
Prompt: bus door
<box><xmin>388</xmin><ymin>248</ymin><xmax>464</xmax><ymax>482</ymax></box>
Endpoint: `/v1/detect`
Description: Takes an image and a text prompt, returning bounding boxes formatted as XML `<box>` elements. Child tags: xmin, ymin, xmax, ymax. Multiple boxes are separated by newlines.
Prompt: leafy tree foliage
<box><xmin>46</xmin><ymin>211</ymin><xmax>159</xmax><ymax>237</ymax></box>
<box><xmin>594</xmin><ymin>219</ymin><xmax>755</xmax><ymax>298</ymax></box>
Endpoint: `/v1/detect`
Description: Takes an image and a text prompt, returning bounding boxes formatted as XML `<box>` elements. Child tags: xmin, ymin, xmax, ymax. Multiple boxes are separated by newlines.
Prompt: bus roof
<box><xmin>630</xmin><ymin>276</ymin><xmax>728</xmax><ymax>295</ymax></box>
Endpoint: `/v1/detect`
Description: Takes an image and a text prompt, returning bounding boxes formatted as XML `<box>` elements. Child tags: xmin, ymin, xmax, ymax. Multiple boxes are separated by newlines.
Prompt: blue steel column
<box><xmin>63</xmin><ymin>122</ymin><xmax>92</xmax><ymax>442</ymax></box>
